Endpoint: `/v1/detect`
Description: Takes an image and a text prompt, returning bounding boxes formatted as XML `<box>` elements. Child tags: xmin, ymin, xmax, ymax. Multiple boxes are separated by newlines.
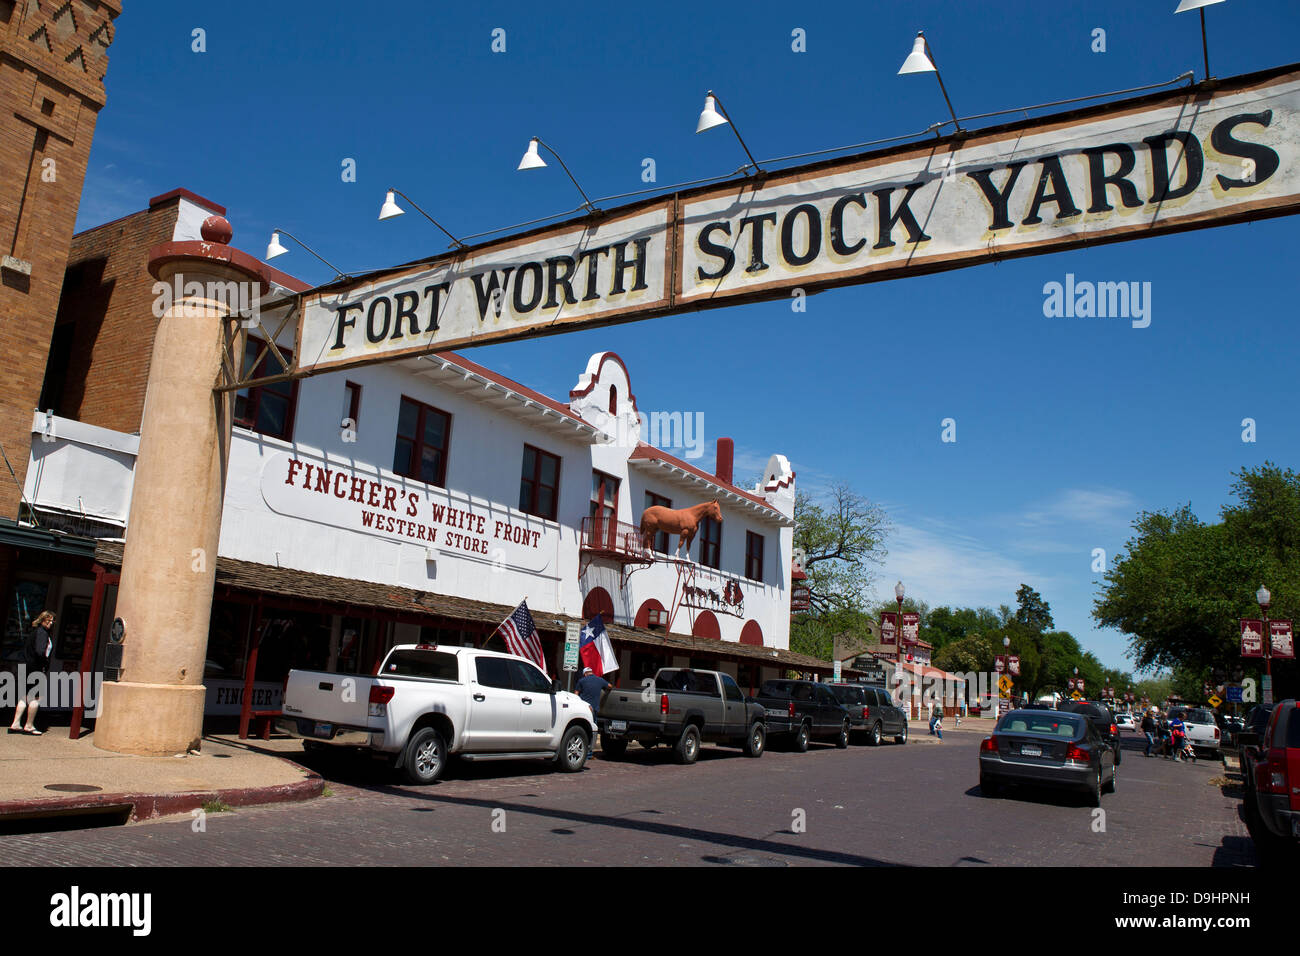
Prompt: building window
<box><xmin>645</xmin><ymin>491</ymin><xmax>671</xmax><ymax>553</ymax></box>
<box><xmin>588</xmin><ymin>470</ymin><xmax>620</xmax><ymax>547</ymax></box>
<box><xmin>745</xmin><ymin>531</ymin><xmax>764</xmax><ymax>582</ymax></box>
<box><xmin>608</xmin><ymin>385</ymin><xmax>618</xmax><ymax>415</ymax></box>
<box><xmin>393</xmin><ymin>396</ymin><xmax>451</xmax><ymax>486</ymax></box>
<box><xmin>518</xmin><ymin>445</ymin><xmax>560</xmax><ymax>520</ymax></box>
<box><xmin>234</xmin><ymin>337</ymin><xmax>297</xmax><ymax>440</ymax></box>
<box><xmin>699</xmin><ymin>515</ymin><xmax>721</xmax><ymax>569</ymax></box>
<box><xmin>342</xmin><ymin>381</ymin><xmax>362</xmax><ymax>431</ymax></box>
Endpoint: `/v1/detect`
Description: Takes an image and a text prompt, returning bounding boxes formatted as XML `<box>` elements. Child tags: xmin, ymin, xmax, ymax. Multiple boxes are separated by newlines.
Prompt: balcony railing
<box><xmin>580</xmin><ymin>516</ymin><xmax>650</xmax><ymax>562</ymax></box>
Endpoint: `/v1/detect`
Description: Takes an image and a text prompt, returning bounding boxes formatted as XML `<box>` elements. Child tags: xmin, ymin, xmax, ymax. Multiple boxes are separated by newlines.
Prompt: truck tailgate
<box><xmin>283</xmin><ymin>669</ymin><xmax>376</xmax><ymax>728</ymax></box>
<box><xmin>599</xmin><ymin>689</ymin><xmax>665</xmax><ymax>726</ymax></box>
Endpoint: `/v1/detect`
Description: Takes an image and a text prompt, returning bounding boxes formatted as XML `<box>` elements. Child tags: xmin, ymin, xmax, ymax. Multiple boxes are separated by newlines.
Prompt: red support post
<box><xmin>69</xmin><ymin>564</ymin><xmax>108</xmax><ymax>740</ymax></box>
<box><xmin>238</xmin><ymin>601</ymin><xmax>265</xmax><ymax>739</ymax></box>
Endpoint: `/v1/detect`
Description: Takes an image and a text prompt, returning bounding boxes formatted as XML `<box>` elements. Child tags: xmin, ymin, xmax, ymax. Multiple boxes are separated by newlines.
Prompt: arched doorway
<box><xmin>691</xmin><ymin>610</ymin><xmax>720</xmax><ymax>641</ymax></box>
<box><xmin>635</xmin><ymin>598</ymin><xmax>666</xmax><ymax>629</ymax></box>
<box><xmin>582</xmin><ymin>587</ymin><xmax>614</xmax><ymax>622</ymax></box>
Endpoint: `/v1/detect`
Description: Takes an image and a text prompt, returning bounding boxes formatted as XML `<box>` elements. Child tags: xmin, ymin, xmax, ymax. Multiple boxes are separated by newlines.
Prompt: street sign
<box><xmin>1263</xmin><ymin>674</ymin><xmax>1274</xmax><ymax>706</ymax></box>
<box><xmin>1208</xmin><ymin>694</ymin><xmax>1223</xmax><ymax>709</ymax></box>
<box><xmin>998</xmin><ymin>675</ymin><xmax>1013</xmax><ymax>695</ymax></box>
<box><xmin>1226</xmin><ymin>685</ymin><xmax>1244</xmax><ymax>703</ymax></box>
<box><xmin>563</xmin><ymin>622</ymin><xmax>581</xmax><ymax>672</ymax></box>
<box><xmin>833</xmin><ymin>660</ymin><xmax>842</xmax><ymax>682</ymax></box>
<box><xmin>1071</xmin><ymin>691</ymin><xmax>1083</xmax><ymax>701</ymax></box>
<box><xmin>994</xmin><ymin>656</ymin><xmax>1006</xmax><ymax>674</ymax></box>
<box><xmin>1008</xmin><ymin>656</ymin><xmax>1020</xmax><ymax>677</ymax></box>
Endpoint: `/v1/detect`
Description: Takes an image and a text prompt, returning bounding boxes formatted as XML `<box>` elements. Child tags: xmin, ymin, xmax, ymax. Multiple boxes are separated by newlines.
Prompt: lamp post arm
<box><xmin>391</xmin><ymin>190</ymin><xmax>466</xmax><ymax>249</ymax></box>
<box><xmin>712</xmin><ymin>93</ymin><xmax>763</xmax><ymax>173</ymax></box>
<box><xmin>924</xmin><ymin>41</ymin><xmax>963</xmax><ymax>133</ymax></box>
<box><xmin>538</xmin><ymin>140</ymin><xmax>599</xmax><ymax>213</ymax></box>
<box><xmin>271</xmin><ymin>228</ymin><xmax>349</xmax><ymax>279</ymax></box>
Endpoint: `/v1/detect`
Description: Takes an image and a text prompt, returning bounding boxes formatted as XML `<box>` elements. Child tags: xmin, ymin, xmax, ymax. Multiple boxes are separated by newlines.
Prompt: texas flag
<box><xmin>579</xmin><ymin>614</ymin><xmax>619</xmax><ymax>677</ymax></box>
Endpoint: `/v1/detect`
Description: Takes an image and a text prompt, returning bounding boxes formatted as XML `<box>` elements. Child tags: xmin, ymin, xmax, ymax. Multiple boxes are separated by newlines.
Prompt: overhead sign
<box><xmin>293</xmin><ymin>65</ymin><xmax>1300</xmax><ymax>375</ymax></box>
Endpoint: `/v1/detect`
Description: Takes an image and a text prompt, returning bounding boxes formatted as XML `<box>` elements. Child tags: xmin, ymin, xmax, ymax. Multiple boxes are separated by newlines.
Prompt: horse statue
<box><xmin>640</xmin><ymin>499</ymin><xmax>722</xmax><ymax>558</ymax></box>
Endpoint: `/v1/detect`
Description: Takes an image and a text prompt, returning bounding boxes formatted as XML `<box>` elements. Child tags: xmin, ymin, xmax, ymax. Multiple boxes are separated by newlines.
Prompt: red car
<box><xmin>1243</xmin><ymin>698</ymin><xmax>1300</xmax><ymax>863</ymax></box>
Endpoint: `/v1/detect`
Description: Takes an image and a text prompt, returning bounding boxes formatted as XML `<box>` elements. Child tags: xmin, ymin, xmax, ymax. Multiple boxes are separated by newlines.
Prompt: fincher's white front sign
<box><xmin>259</xmin><ymin>452</ymin><xmax>558</xmax><ymax>573</ymax></box>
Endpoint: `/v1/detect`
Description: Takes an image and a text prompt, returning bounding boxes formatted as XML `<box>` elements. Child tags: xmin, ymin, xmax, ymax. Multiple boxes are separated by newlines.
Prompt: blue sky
<box><xmin>80</xmin><ymin>1</ymin><xmax>1299</xmax><ymax>671</ymax></box>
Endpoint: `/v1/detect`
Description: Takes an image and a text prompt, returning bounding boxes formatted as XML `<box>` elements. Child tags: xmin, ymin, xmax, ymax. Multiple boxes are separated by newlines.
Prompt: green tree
<box><xmin>792</xmin><ymin>483</ymin><xmax>889</xmax><ymax>616</ymax></box>
<box><xmin>1015</xmin><ymin>584</ymin><xmax>1055</xmax><ymax>632</ymax></box>
<box><xmin>933</xmin><ymin>633</ymin><xmax>996</xmax><ymax>673</ymax></box>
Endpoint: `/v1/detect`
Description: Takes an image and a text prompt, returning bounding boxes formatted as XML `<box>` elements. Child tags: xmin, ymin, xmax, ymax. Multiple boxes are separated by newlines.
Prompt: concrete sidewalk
<box><xmin>0</xmin><ymin>725</ymin><xmax>322</xmax><ymax>826</ymax></box>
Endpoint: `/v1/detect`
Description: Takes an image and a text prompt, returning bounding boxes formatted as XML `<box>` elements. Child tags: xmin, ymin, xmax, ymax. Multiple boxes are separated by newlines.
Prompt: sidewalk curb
<box><xmin>0</xmin><ymin>761</ymin><xmax>324</xmax><ymax>826</ymax></box>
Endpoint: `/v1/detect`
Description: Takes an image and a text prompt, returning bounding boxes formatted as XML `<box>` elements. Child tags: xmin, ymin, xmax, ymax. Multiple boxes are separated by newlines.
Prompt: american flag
<box><xmin>494</xmin><ymin>600</ymin><xmax>547</xmax><ymax>675</ymax></box>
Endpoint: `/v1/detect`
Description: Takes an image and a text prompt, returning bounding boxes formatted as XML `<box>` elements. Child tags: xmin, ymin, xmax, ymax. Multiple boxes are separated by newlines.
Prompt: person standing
<box><xmin>575</xmin><ymin>666</ymin><xmax>611</xmax><ymax>760</ymax></box>
<box><xmin>1142</xmin><ymin>708</ymin><xmax>1158</xmax><ymax>757</ymax></box>
<box><xmin>10</xmin><ymin>610</ymin><xmax>55</xmax><ymax>735</ymax></box>
<box><xmin>933</xmin><ymin>708</ymin><xmax>944</xmax><ymax>741</ymax></box>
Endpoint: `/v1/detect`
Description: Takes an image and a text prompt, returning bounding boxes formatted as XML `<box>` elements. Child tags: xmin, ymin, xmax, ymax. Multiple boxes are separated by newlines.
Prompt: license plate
<box><xmin>765</xmin><ymin>709</ymin><xmax>786</xmax><ymax>718</ymax></box>
<box><xmin>1021</xmin><ymin>745</ymin><xmax>1042</xmax><ymax>757</ymax></box>
<box><xmin>609</xmin><ymin>720</ymin><xmax>627</xmax><ymax>733</ymax></box>
<box><xmin>314</xmin><ymin>722</ymin><xmax>333</xmax><ymax>737</ymax></box>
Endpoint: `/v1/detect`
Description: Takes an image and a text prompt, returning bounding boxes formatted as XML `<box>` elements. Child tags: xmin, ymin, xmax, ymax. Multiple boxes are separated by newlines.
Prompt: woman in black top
<box><xmin>9</xmin><ymin>610</ymin><xmax>55</xmax><ymax>735</ymax></box>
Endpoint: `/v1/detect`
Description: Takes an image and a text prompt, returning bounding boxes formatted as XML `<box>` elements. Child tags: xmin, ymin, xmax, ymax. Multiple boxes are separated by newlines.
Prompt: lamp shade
<box><xmin>517</xmin><ymin>137</ymin><xmax>547</xmax><ymax>170</ymax></box>
<box><xmin>696</xmin><ymin>94</ymin><xmax>728</xmax><ymax>133</ymax></box>
<box><xmin>378</xmin><ymin>190</ymin><xmax>404</xmax><ymax>220</ymax></box>
<box><xmin>1175</xmin><ymin>0</ymin><xmax>1225</xmax><ymax>12</ymax></box>
<box><xmin>894</xmin><ymin>581</ymin><xmax>905</xmax><ymax>601</ymax></box>
<box><xmin>899</xmin><ymin>33</ymin><xmax>935</xmax><ymax>74</ymax></box>
<box><xmin>1257</xmin><ymin>584</ymin><xmax>1271</xmax><ymax>607</ymax></box>
<box><xmin>265</xmin><ymin>231</ymin><xmax>288</xmax><ymax>260</ymax></box>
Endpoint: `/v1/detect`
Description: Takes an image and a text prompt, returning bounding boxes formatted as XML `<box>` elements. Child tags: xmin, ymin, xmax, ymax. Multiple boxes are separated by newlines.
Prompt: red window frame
<box><xmin>699</xmin><ymin>516</ymin><xmax>721</xmax><ymax>569</ymax></box>
<box><xmin>589</xmin><ymin>470</ymin><xmax>620</xmax><ymax>549</ymax></box>
<box><xmin>519</xmin><ymin>444</ymin><xmax>561</xmax><ymax>521</ymax></box>
<box><xmin>645</xmin><ymin>491</ymin><xmax>672</xmax><ymax>554</ymax></box>
<box><xmin>234</xmin><ymin>337</ymin><xmax>298</xmax><ymax>440</ymax></box>
<box><xmin>745</xmin><ymin>531</ymin><xmax>764</xmax><ymax>582</ymax></box>
<box><xmin>343</xmin><ymin>381</ymin><xmax>362</xmax><ymax>430</ymax></box>
<box><xmin>393</xmin><ymin>395</ymin><xmax>452</xmax><ymax>487</ymax></box>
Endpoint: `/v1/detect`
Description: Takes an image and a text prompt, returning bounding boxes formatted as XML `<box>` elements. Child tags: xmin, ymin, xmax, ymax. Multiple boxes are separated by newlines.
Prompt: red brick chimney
<box><xmin>715</xmin><ymin>437</ymin><xmax>734</xmax><ymax>485</ymax></box>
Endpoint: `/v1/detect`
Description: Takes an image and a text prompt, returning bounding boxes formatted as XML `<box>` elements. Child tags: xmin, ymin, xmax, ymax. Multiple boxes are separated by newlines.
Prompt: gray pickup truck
<box><xmin>595</xmin><ymin>668</ymin><xmax>767</xmax><ymax>764</ymax></box>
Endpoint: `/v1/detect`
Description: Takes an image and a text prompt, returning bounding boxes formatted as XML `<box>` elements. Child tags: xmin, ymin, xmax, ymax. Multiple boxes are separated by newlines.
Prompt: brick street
<box><xmin>0</xmin><ymin>733</ymin><xmax>1256</xmax><ymax>867</ymax></box>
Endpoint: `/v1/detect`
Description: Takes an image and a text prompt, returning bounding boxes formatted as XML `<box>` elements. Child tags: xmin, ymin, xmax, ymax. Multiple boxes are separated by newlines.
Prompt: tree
<box><xmin>934</xmin><ymin>633</ymin><xmax>995</xmax><ymax>673</ymax></box>
<box><xmin>1015</xmin><ymin>584</ymin><xmax>1054</xmax><ymax>632</ymax></box>
<box><xmin>792</xmin><ymin>483</ymin><xmax>889</xmax><ymax>616</ymax></box>
<box><xmin>1094</xmin><ymin>463</ymin><xmax>1299</xmax><ymax>698</ymax></box>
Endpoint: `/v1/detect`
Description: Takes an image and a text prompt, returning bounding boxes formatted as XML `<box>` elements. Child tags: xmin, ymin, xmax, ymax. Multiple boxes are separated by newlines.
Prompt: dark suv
<box><xmin>1059</xmin><ymin>701</ymin><xmax>1122</xmax><ymax>765</ymax></box>
<box><xmin>828</xmin><ymin>683</ymin><xmax>908</xmax><ymax>745</ymax></box>
<box><xmin>1241</xmin><ymin>699</ymin><xmax>1299</xmax><ymax>863</ymax></box>
<box><xmin>753</xmin><ymin>679</ymin><xmax>851</xmax><ymax>751</ymax></box>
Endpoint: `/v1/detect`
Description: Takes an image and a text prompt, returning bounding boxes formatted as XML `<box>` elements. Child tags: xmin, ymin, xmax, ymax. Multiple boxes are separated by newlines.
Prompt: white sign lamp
<box><xmin>264</xmin><ymin>228</ymin><xmax>350</xmax><ymax>280</ymax></box>
<box><xmin>378</xmin><ymin>189</ymin><xmax>466</xmax><ymax>249</ymax></box>
<box><xmin>517</xmin><ymin>137</ymin><xmax>598</xmax><ymax>213</ymax></box>
<box><xmin>1175</xmin><ymin>0</ymin><xmax>1225</xmax><ymax>81</ymax></box>
<box><xmin>898</xmin><ymin>31</ymin><xmax>963</xmax><ymax>134</ymax></box>
<box><xmin>695</xmin><ymin>90</ymin><xmax>763</xmax><ymax>175</ymax></box>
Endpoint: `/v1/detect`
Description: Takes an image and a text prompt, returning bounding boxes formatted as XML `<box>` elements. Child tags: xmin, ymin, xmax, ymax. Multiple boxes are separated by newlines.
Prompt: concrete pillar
<box><xmin>95</xmin><ymin>218</ymin><xmax>267</xmax><ymax>755</ymax></box>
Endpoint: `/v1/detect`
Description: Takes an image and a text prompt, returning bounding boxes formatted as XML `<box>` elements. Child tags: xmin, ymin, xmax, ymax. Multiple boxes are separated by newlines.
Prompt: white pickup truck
<box><xmin>277</xmin><ymin>644</ymin><xmax>595</xmax><ymax>784</ymax></box>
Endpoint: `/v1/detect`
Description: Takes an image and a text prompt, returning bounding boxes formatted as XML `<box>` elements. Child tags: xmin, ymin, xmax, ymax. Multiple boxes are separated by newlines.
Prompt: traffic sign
<box><xmin>1226</xmin><ymin>685</ymin><xmax>1244</xmax><ymax>703</ymax></box>
<box><xmin>563</xmin><ymin>622</ymin><xmax>581</xmax><ymax>672</ymax></box>
<box><xmin>998</xmin><ymin>675</ymin><xmax>1013</xmax><ymax>695</ymax></box>
<box><xmin>1208</xmin><ymin>694</ymin><xmax>1222</xmax><ymax>709</ymax></box>
<box><xmin>1071</xmin><ymin>691</ymin><xmax>1082</xmax><ymax>700</ymax></box>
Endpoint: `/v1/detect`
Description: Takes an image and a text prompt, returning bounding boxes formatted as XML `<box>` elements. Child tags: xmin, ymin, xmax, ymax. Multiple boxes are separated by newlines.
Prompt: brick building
<box><xmin>0</xmin><ymin>0</ymin><xmax>120</xmax><ymax>518</ymax></box>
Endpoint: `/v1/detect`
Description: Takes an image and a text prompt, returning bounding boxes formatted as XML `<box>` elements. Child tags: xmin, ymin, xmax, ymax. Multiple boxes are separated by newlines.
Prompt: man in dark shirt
<box><xmin>575</xmin><ymin>667</ymin><xmax>610</xmax><ymax>760</ymax></box>
<box><xmin>1141</xmin><ymin>709</ymin><xmax>1158</xmax><ymax>757</ymax></box>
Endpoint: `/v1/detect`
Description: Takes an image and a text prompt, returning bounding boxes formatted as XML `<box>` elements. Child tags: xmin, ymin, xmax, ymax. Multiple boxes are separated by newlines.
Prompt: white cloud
<box><xmin>1019</xmin><ymin>488</ymin><xmax>1138</xmax><ymax>529</ymax></box>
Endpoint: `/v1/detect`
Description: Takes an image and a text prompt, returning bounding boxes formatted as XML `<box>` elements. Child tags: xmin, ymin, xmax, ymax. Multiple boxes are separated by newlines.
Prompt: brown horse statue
<box><xmin>640</xmin><ymin>499</ymin><xmax>722</xmax><ymax>558</ymax></box>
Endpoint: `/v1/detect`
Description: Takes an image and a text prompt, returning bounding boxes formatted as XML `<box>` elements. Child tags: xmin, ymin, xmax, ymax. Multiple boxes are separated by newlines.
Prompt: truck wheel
<box><xmin>743</xmin><ymin>721</ymin><xmax>765</xmax><ymax>758</ymax></box>
<box><xmin>674</xmin><ymin>724</ymin><xmax>701</xmax><ymax>765</ymax></box>
<box><xmin>556</xmin><ymin>725</ymin><xmax>589</xmax><ymax>773</ymax></box>
<box><xmin>894</xmin><ymin>723</ymin><xmax>908</xmax><ymax>745</ymax></box>
<box><xmin>869</xmin><ymin>722</ymin><xmax>882</xmax><ymax>746</ymax></box>
<box><xmin>600</xmin><ymin>734</ymin><xmax>628</xmax><ymax>759</ymax></box>
<box><xmin>836</xmin><ymin>721</ymin><xmax>850</xmax><ymax>749</ymax></box>
<box><xmin>403</xmin><ymin>727</ymin><xmax>446</xmax><ymax>785</ymax></box>
<box><xmin>793</xmin><ymin>722</ymin><xmax>810</xmax><ymax>753</ymax></box>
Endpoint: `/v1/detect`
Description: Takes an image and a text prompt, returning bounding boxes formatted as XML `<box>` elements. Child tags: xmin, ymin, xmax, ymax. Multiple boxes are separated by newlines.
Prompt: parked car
<box><xmin>1218</xmin><ymin>714</ymin><xmax>1245</xmax><ymax>749</ymax></box>
<box><xmin>278</xmin><ymin>644</ymin><xmax>596</xmax><ymax>784</ymax></box>
<box><xmin>1168</xmin><ymin>705</ymin><xmax>1221</xmax><ymax>757</ymax></box>
<box><xmin>1059</xmin><ymin>700</ymin><xmax>1123</xmax><ymax>765</ymax></box>
<box><xmin>1240</xmin><ymin>699</ymin><xmax>1298</xmax><ymax>862</ymax></box>
<box><xmin>595</xmin><ymin>668</ymin><xmax>766</xmax><ymax>763</ymax></box>
<box><xmin>828</xmin><ymin>682</ymin><xmax>908</xmax><ymax>745</ymax></box>
<box><xmin>753</xmin><ymin>679</ymin><xmax>851</xmax><ymax>751</ymax></box>
<box><xmin>980</xmin><ymin>708</ymin><xmax>1116</xmax><ymax>807</ymax></box>
<box><xmin>1115</xmin><ymin>712</ymin><xmax>1136</xmax><ymax>731</ymax></box>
